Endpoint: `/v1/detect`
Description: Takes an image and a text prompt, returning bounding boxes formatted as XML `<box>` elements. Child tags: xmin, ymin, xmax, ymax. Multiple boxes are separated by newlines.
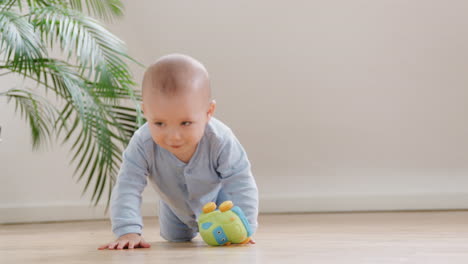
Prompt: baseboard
<box><xmin>0</xmin><ymin>202</ymin><xmax>159</xmax><ymax>224</ymax></box>
<box><xmin>259</xmin><ymin>192</ymin><xmax>468</xmax><ymax>213</ymax></box>
<box><xmin>2</xmin><ymin>193</ymin><xmax>468</xmax><ymax>224</ymax></box>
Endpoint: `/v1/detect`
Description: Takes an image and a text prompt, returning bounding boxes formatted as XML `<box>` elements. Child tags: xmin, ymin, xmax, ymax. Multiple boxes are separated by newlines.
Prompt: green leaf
<box><xmin>2</xmin><ymin>88</ymin><xmax>58</xmax><ymax>149</ymax></box>
<box><xmin>69</xmin><ymin>0</ymin><xmax>123</xmax><ymax>21</ymax></box>
<box><xmin>0</xmin><ymin>9</ymin><xmax>46</xmax><ymax>76</ymax></box>
<box><xmin>30</xmin><ymin>6</ymin><xmax>141</xmax><ymax>104</ymax></box>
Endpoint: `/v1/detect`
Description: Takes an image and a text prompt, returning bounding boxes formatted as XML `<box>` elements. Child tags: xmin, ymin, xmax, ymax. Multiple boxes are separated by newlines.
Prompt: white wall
<box><xmin>2</xmin><ymin>0</ymin><xmax>468</xmax><ymax>223</ymax></box>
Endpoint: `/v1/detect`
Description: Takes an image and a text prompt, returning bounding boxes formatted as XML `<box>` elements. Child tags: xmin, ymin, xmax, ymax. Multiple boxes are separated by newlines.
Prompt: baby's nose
<box><xmin>167</xmin><ymin>129</ymin><xmax>182</xmax><ymax>141</ymax></box>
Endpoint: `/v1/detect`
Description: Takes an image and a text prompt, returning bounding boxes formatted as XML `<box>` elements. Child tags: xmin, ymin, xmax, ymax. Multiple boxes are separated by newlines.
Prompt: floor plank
<box><xmin>1</xmin><ymin>211</ymin><xmax>468</xmax><ymax>263</ymax></box>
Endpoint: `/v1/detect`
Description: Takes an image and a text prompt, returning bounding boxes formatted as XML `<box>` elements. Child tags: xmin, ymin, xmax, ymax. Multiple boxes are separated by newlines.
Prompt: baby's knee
<box><xmin>160</xmin><ymin>229</ymin><xmax>197</xmax><ymax>242</ymax></box>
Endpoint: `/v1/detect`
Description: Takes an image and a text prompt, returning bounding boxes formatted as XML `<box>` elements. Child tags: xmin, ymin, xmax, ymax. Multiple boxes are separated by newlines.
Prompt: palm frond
<box><xmin>32</xmin><ymin>58</ymin><xmax>126</xmax><ymax>205</ymax></box>
<box><xmin>69</xmin><ymin>0</ymin><xmax>123</xmax><ymax>21</ymax></box>
<box><xmin>1</xmin><ymin>0</ymin><xmax>144</xmax><ymax>207</ymax></box>
<box><xmin>1</xmin><ymin>0</ymin><xmax>51</xmax><ymax>12</ymax></box>
<box><xmin>4</xmin><ymin>58</ymin><xmax>141</xmax><ymax>206</ymax></box>
<box><xmin>2</xmin><ymin>88</ymin><xmax>58</xmax><ymax>149</ymax></box>
<box><xmin>0</xmin><ymin>9</ymin><xmax>46</xmax><ymax>76</ymax></box>
<box><xmin>30</xmin><ymin>5</ymin><xmax>140</xmax><ymax>104</ymax></box>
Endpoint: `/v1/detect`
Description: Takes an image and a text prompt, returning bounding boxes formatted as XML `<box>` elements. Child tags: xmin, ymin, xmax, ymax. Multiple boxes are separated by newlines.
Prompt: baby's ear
<box><xmin>207</xmin><ymin>100</ymin><xmax>216</xmax><ymax>118</ymax></box>
<box><xmin>141</xmin><ymin>103</ymin><xmax>149</xmax><ymax>120</ymax></box>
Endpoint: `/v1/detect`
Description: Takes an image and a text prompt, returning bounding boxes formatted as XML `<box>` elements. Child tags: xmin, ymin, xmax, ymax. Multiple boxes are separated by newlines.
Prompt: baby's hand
<box><xmin>98</xmin><ymin>233</ymin><xmax>151</xmax><ymax>250</ymax></box>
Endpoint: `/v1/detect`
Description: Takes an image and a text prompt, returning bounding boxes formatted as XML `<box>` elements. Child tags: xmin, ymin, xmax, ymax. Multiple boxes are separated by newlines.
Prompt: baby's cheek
<box><xmin>151</xmin><ymin>133</ymin><xmax>164</xmax><ymax>146</ymax></box>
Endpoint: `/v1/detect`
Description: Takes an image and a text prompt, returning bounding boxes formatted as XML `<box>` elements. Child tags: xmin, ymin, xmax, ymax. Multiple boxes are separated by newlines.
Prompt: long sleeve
<box><xmin>110</xmin><ymin>130</ymin><xmax>149</xmax><ymax>238</ymax></box>
<box><xmin>215</xmin><ymin>130</ymin><xmax>259</xmax><ymax>234</ymax></box>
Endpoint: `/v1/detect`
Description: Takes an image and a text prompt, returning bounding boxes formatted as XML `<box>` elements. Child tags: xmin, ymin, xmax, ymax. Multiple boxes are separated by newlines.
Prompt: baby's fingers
<box><xmin>101</xmin><ymin>241</ymin><xmax>119</xmax><ymax>250</ymax></box>
<box><xmin>128</xmin><ymin>241</ymin><xmax>135</xmax><ymax>249</ymax></box>
<box><xmin>117</xmin><ymin>240</ymin><xmax>129</xmax><ymax>250</ymax></box>
<box><xmin>139</xmin><ymin>239</ymin><xmax>151</xmax><ymax>248</ymax></box>
<box><xmin>98</xmin><ymin>243</ymin><xmax>111</xmax><ymax>250</ymax></box>
<box><xmin>110</xmin><ymin>242</ymin><xmax>121</xmax><ymax>250</ymax></box>
<box><xmin>97</xmin><ymin>238</ymin><xmax>150</xmax><ymax>250</ymax></box>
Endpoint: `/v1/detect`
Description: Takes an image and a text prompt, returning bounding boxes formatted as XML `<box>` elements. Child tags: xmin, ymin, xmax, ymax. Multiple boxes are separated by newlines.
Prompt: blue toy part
<box><xmin>202</xmin><ymin>222</ymin><xmax>213</xmax><ymax>230</ymax></box>
<box><xmin>212</xmin><ymin>226</ymin><xmax>229</xmax><ymax>245</ymax></box>
<box><xmin>231</xmin><ymin>206</ymin><xmax>253</xmax><ymax>237</ymax></box>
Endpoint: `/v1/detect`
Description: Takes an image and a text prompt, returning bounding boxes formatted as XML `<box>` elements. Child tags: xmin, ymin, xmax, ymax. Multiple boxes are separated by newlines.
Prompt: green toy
<box><xmin>198</xmin><ymin>201</ymin><xmax>252</xmax><ymax>246</ymax></box>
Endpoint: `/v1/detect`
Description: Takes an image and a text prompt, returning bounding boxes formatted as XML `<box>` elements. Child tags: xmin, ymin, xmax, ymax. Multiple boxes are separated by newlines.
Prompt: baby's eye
<box><xmin>154</xmin><ymin>122</ymin><xmax>164</xmax><ymax>127</ymax></box>
<box><xmin>181</xmin><ymin>121</ymin><xmax>192</xmax><ymax>126</ymax></box>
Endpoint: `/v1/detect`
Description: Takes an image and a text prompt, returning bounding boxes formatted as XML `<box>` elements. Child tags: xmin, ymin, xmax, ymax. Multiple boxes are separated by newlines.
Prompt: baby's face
<box><xmin>143</xmin><ymin>90</ymin><xmax>215</xmax><ymax>163</ymax></box>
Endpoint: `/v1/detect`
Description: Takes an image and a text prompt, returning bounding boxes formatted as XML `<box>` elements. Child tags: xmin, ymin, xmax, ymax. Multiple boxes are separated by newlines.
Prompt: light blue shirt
<box><xmin>110</xmin><ymin>117</ymin><xmax>259</xmax><ymax>237</ymax></box>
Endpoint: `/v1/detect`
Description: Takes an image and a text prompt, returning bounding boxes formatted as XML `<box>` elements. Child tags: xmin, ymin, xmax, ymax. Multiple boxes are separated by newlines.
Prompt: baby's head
<box><xmin>142</xmin><ymin>54</ymin><xmax>216</xmax><ymax>162</ymax></box>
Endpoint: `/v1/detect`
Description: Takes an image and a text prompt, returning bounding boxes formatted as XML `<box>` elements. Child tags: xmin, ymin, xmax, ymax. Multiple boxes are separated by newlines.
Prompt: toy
<box><xmin>198</xmin><ymin>200</ymin><xmax>252</xmax><ymax>246</ymax></box>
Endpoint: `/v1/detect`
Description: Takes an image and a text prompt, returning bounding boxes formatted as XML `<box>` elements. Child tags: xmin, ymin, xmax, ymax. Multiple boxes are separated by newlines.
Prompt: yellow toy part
<box><xmin>203</xmin><ymin>202</ymin><xmax>217</xmax><ymax>213</ymax></box>
<box><xmin>219</xmin><ymin>201</ymin><xmax>234</xmax><ymax>212</ymax></box>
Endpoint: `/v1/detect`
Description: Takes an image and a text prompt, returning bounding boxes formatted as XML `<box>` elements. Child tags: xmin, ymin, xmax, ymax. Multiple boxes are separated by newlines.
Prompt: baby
<box><xmin>99</xmin><ymin>54</ymin><xmax>259</xmax><ymax>249</ymax></box>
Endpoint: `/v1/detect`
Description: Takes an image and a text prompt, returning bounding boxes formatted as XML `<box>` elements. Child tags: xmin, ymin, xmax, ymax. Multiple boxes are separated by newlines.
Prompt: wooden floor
<box><xmin>2</xmin><ymin>211</ymin><xmax>468</xmax><ymax>263</ymax></box>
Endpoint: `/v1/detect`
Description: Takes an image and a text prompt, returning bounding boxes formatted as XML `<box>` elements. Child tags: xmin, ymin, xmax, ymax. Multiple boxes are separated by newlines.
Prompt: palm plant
<box><xmin>0</xmin><ymin>0</ymin><xmax>144</xmax><ymax>207</ymax></box>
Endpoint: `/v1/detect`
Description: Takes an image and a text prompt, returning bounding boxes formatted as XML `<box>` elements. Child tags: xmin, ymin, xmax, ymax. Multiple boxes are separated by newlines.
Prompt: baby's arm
<box><xmin>216</xmin><ymin>130</ymin><xmax>259</xmax><ymax>235</ymax></box>
<box><xmin>100</xmin><ymin>129</ymin><xmax>150</xmax><ymax>249</ymax></box>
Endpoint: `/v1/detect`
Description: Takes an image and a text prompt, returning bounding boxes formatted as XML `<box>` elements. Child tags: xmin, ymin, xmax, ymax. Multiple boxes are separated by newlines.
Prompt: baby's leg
<box><xmin>216</xmin><ymin>188</ymin><xmax>230</xmax><ymax>205</ymax></box>
<box><xmin>158</xmin><ymin>201</ymin><xmax>197</xmax><ymax>242</ymax></box>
